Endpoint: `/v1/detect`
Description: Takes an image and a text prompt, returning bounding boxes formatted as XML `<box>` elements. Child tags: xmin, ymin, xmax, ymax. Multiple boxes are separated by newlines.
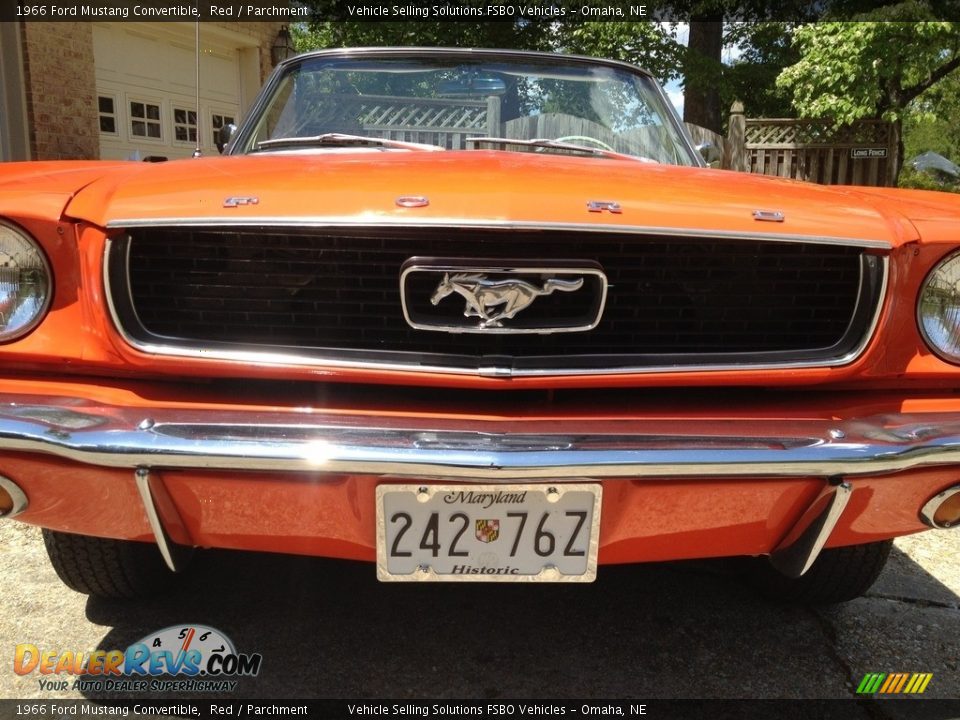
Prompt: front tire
<box><xmin>42</xmin><ymin>529</ymin><xmax>178</xmax><ymax>599</ymax></box>
<box><xmin>746</xmin><ymin>539</ymin><xmax>893</xmax><ymax>604</ymax></box>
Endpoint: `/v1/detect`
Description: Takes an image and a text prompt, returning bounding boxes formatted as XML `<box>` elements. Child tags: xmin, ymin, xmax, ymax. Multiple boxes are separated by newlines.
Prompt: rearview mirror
<box><xmin>217</xmin><ymin>123</ymin><xmax>237</xmax><ymax>153</ymax></box>
<box><xmin>438</xmin><ymin>75</ymin><xmax>506</xmax><ymax>97</ymax></box>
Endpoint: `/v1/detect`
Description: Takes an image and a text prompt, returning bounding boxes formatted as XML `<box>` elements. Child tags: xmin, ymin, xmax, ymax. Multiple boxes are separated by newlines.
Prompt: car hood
<box><xmin>0</xmin><ymin>161</ymin><xmax>138</xmax><ymax>220</ymax></box>
<box><xmin>61</xmin><ymin>151</ymin><xmax>929</xmax><ymax>246</ymax></box>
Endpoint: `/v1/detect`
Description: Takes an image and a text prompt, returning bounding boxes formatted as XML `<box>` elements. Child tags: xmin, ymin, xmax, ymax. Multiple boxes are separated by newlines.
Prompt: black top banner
<box><xmin>6</xmin><ymin>0</ymin><xmax>308</xmax><ymax>21</ymax></box>
<box><xmin>6</xmin><ymin>0</ymin><xmax>960</xmax><ymax>22</ymax></box>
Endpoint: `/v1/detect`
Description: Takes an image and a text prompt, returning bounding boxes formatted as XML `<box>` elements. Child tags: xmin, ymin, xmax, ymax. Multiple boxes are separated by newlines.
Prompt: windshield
<box><xmin>236</xmin><ymin>53</ymin><xmax>697</xmax><ymax>165</ymax></box>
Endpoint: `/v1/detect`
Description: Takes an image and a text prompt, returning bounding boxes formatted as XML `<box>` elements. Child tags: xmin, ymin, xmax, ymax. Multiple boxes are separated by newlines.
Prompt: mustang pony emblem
<box><xmin>430</xmin><ymin>273</ymin><xmax>584</xmax><ymax>328</ymax></box>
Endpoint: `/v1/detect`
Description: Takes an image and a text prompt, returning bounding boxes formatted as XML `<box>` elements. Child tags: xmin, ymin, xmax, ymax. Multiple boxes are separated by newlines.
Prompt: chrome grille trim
<box><xmin>104</xmin><ymin>218</ymin><xmax>893</xmax><ymax>250</ymax></box>
<box><xmin>102</xmin><ymin>230</ymin><xmax>889</xmax><ymax>378</ymax></box>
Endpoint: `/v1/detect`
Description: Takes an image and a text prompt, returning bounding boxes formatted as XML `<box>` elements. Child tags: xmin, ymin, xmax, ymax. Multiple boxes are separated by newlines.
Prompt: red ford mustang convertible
<box><xmin>1</xmin><ymin>47</ymin><xmax>958</xmax><ymax>602</ymax></box>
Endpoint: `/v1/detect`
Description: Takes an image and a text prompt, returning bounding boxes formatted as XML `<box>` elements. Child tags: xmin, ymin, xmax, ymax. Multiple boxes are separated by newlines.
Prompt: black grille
<box><xmin>110</xmin><ymin>227</ymin><xmax>882</xmax><ymax>372</ymax></box>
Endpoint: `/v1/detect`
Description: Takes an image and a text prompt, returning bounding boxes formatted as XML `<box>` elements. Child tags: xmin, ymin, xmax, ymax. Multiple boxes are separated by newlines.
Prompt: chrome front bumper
<box><xmin>1</xmin><ymin>395</ymin><xmax>960</xmax><ymax>480</ymax></box>
<box><xmin>2</xmin><ymin>394</ymin><xmax>957</xmax><ymax>579</ymax></box>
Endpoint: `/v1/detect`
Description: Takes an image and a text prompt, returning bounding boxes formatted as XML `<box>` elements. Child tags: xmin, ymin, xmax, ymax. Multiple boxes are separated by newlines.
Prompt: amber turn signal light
<box><xmin>920</xmin><ymin>485</ymin><xmax>960</xmax><ymax>529</ymax></box>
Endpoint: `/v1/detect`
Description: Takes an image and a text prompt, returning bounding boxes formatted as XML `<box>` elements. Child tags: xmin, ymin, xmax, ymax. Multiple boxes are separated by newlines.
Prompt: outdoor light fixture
<box><xmin>271</xmin><ymin>26</ymin><xmax>295</xmax><ymax>65</ymax></box>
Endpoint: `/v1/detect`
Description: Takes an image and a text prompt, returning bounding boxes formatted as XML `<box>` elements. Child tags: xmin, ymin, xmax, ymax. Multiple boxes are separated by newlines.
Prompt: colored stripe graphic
<box><xmin>856</xmin><ymin>673</ymin><xmax>886</xmax><ymax>694</ymax></box>
<box><xmin>879</xmin><ymin>674</ymin><xmax>897</xmax><ymax>693</ymax></box>
<box><xmin>856</xmin><ymin>673</ymin><xmax>932</xmax><ymax>694</ymax></box>
<box><xmin>913</xmin><ymin>674</ymin><xmax>933</xmax><ymax>694</ymax></box>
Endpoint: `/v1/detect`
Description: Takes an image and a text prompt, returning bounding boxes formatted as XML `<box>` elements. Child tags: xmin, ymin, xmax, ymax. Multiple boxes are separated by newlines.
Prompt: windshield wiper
<box><xmin>466</xmin><ymin>137</ymin><xmax>657</xmax><ymax>163</ymax></box>
<box><xmin>255</xmin><ymin>133</ymin><xmax>444</xmax><ymax>152</ymax></box>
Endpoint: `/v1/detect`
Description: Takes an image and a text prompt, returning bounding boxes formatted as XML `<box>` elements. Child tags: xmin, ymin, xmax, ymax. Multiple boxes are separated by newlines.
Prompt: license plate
<box><xmin>376</xmin><ymin>483</ymin><xmax>602</xmax><ymax>582</ymax></box>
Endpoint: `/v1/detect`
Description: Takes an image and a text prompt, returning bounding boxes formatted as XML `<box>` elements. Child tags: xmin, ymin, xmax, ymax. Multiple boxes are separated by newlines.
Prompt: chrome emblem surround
<box><xmin>400</xmin><ymin>261</ymin><xmax>608</xmax><ymax>334</ymax></box>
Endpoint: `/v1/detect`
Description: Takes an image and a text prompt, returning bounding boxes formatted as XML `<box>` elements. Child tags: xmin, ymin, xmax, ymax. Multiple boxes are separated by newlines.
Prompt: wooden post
<box><xmin>725</xmin><ymin>101</ymin><xmax>746</xmax><ymax>172</ymax></box>
<box><xmin>486</xmin><ymin>96</ymin><xmax>501</xmax><ymax>137</ymax></box>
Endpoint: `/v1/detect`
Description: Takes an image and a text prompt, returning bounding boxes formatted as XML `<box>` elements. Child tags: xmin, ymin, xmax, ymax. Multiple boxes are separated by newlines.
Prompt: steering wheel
<box><xmin>554</xmin><ymin>135</ymin><xmax>615</xmax><ymax>151</ymax></box>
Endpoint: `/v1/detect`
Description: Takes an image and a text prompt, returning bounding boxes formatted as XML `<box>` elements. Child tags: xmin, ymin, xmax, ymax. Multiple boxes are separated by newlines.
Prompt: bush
<box><xmin>898</xmin><ymin>167</ymin><xmax>960</xmax><ymax>193</ymax></box>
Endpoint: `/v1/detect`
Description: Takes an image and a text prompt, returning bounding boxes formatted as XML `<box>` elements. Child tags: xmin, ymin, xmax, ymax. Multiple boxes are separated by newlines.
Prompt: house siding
<box><xmin>214</xmin><ymin>21</ymin><xmax>284</xmax><ymax>85</ymax></box>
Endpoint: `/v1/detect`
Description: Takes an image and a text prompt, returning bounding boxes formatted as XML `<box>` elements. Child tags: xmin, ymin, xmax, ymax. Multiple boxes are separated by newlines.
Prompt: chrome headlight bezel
<box><xmin>0</xmin><ymin>220</ymin><xmax>53</xmax><ymax>343</ymax></box>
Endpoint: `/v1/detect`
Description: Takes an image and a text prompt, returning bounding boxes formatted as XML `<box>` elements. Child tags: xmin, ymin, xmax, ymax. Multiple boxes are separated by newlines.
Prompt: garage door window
<box><xmin>174</xmin><ymin>108</ymin><xmax>198</xmax><ymax>144</ymax></box>
<box><xmin>130</xmin><ymin>101</ymin><xmax>162</xmax><ymax>140</ymax></box>
<box><xmin>98</xmin><ymin>96</ymin><xmax>118</xmax><ymax>135</ymax></box>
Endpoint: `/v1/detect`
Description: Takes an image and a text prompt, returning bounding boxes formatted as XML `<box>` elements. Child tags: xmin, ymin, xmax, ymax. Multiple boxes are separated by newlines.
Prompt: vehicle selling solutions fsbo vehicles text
<box><xmin>346</xmin><ymin>705</ymin><xmax>647</xmax><ymax>716</ymax></box>
<box><xmin>343</xmin><ymin>4</ymin><xmax>647</xmax><ymax>17</ymax></box>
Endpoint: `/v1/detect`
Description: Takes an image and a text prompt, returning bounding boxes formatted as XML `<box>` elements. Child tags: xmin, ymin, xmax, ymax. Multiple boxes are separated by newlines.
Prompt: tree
<box><xmin>904</xmin><ymin>70</ymin><xmax>960</xmax><ymax>155</ymax></box>
<box><xmin>559</xmin><ymin>20</ymin><xmax>807</xmax><ymax>130</ymax></box>
<box><xmin>286</xmin><ymin>16</ymin><xmax>807</xmax><ymax>136</ymax></box>
<box><xmin>555</xmin><ymin>22</ymin><xmax>686</xmax><ymax>83</ymax></box>
<box><xmin>777</xmin><ymin>11</ymin><xmax>960</xmax><ymax>182</ymax></box>
<box><xmin>680</xmin><ymin>0</ymin><xmax>822</xmax><ymax>131</ymax></box>
<box><xmin>683</xmin><ymin>18</ymin><xmax>725</xmax><ymax>132</ymax></box>
<box><xmin>723</xmin><ymin>22</ymin><xmax>802</xmax><ymax>119</ymax></box>
<box><xmin>291</xmin><ymin>18</ymin><xmax>555</xmax><ymax>54</ymax></box>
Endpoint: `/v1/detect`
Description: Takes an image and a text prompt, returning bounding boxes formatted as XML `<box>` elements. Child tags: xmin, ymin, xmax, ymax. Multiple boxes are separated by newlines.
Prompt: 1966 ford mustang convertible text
<box><xmin>1</xmin><ymin>47</ymin><xmax>959</xmax><ymax>602</ymax></box>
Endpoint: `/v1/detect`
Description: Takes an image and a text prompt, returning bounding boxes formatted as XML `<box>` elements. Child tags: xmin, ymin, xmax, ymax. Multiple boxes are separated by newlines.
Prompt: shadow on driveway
<box><xmin>79</xmin><ymin>545</ymin><xmax>959</xmax><ymax>704</ymax></box>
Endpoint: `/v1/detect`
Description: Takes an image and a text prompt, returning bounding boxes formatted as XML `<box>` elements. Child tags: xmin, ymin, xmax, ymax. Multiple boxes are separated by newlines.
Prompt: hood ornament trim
<box><xmin>396</xmin><ymin>196</ymin><xmax>429</xmax><ymax>208</ymax></box>
<box><xmin>753</xmin><ymin>210</ymin><xmax>785</xmax><ymax>222</ymax></box>
<box><xmin>223</xmin><ymin>196</ymin><xmax>259</xmax><ymax>208</ymax></box>
<box><xmin>587</xmin><ymin>200</ymin><xmax>622</xmax><ymax>214</ymax></box>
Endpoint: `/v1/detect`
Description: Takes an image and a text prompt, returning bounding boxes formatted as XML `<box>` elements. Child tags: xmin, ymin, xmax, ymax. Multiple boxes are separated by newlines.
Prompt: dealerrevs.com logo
<box><xmin>14</xmin><ymin>625</ymin><xmax>262</xmax><ymax>693</ymax></box>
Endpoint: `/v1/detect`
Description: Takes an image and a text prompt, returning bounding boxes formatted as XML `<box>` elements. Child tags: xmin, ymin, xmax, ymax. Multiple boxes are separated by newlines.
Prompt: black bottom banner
<box><xmin>2</xmin><ymin>699</ymin><xmax>959</xmax><ymax>720</ymax></box>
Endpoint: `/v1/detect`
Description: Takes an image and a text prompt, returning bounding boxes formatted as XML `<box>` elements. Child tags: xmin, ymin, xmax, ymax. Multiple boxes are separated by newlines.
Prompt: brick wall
<box><xmin>20</xmin><ymin>23</ymin><xmax>99</xmax><ymax>160</ymax></box>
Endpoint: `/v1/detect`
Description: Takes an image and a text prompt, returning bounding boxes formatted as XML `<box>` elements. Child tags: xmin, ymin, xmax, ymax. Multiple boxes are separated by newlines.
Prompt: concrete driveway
<box><xmin>1</xmin><ymin>521</ymin><xmax>957</xmax><ymax>709</ymax></box>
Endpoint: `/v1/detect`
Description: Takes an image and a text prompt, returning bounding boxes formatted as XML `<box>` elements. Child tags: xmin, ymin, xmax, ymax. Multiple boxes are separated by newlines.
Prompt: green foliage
<box><xmin>904</xmin><ymin>114</ymin><xmax>960</xmax><ymax>163</ymax></box>
<box><xmin>723</xmin><ymin>23</ymin><xmax>799</xmax><ymax>118</ymax></box>
<box><xmin>292</xmin><ymin>21</ymin><xmax>686</xmax><ymax>85</ymax></box>
<box><xmin>559</xmin><ymin>21</ymin><xmax>802</xmax><ymax>123</ymax></box>
<box><xmin>777</xmin><ymin>13</ymin><xmax>960</xmax><ymax>123</ymax></box>
<box><xmin>556</xmin><ymin>22</ymin><xmax>685</xmax><ymax>84</ymax></box>
<box><xmin>289</xmin><ymin>17</ymin><xmax>811</xmax><ymax>132</ymax></box>
<box><xmin>898</xmin><ymin>167</ymin><xmax>960</xmax><ymax>193</ymax></box>
<box><xmin>290</xmin><ymin>19</ymin><xmax>554</xmax><ymax>55</ymax></box>
<box><xmin>904</xmin><ymin>71</ymin><xmax>960</xmax><ymax>161</ymax></box>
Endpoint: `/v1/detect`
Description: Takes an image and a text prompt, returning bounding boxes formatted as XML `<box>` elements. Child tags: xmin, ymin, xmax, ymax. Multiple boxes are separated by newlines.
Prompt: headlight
<box><xmin>0</xmin><ymin>221</ymin><xmax>52</xmax><ymax>342</ymax></box>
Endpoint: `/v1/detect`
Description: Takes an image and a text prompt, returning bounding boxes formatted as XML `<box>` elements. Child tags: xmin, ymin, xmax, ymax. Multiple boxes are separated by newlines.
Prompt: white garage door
<box><xmin>94</xmin><ymin>23</ymin><xmax>253</xmax><ymax>161</ymax></box>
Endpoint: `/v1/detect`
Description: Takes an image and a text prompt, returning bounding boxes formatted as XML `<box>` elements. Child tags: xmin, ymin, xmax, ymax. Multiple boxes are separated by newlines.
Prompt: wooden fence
<box><xmin>688</xmin><ymin>102</ymin><xmax>898</xmax><ymax>187</ymax></box>
<box><xmin>320</xmin><ymin>94</ymin><xmax>897</xmax><ymax>186</ymax></box>
<box><xmin>348</xmin><ymin>94</ymin><xmax>495</xmax><ymax>149</ymax></box>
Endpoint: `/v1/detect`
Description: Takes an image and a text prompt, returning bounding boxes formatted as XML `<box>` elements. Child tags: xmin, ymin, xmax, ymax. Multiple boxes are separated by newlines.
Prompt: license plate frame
<box><xmin>376</xmin><ymin>483</ymin><xmax>602</xmax><ymax>582</ymax></box>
